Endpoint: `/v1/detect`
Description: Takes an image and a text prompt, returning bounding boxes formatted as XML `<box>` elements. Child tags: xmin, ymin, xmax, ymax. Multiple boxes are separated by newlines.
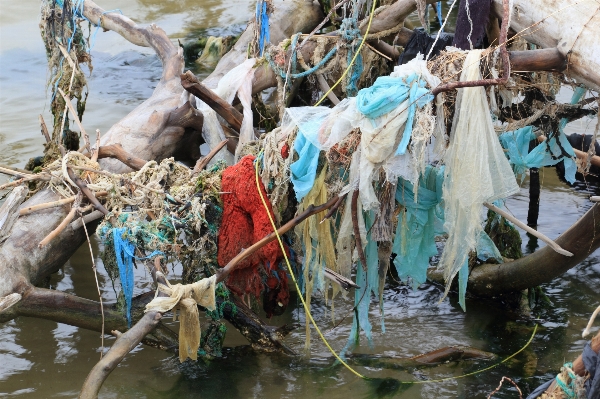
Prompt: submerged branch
<box><xmin>429</xmin><ymin>203</ymin><xmax>600</xmax><ymax>296</ymax></box>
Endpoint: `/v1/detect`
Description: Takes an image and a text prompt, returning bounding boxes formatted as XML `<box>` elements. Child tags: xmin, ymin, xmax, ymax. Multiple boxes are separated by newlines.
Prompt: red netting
<box><xmin>217</xmin><ymin>155</ymin><xmax>289</xmax><ymax>314</ymax></box>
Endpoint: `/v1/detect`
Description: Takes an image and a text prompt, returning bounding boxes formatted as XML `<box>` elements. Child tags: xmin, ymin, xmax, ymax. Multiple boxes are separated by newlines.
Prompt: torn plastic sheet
<box><xmin>499</xmin><ymin>126</ymin><xmax>577</xmax><ymax>184</ymax></box>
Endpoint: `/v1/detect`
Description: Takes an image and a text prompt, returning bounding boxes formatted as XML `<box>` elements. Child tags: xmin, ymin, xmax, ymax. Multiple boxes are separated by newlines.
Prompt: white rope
<box><xmin>426</xmin><ymin>0</ymin><xmax>458</xmax><ymax>60</ymax></box>
<box><xmin>465</xmin><ymin>0</ymin><xmax>474</xmax><ymax>50</ymax></box>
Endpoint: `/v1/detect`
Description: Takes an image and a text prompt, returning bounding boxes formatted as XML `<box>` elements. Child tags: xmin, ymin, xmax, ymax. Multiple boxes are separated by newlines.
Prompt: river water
<box><xmin>0</xmin><ymin>1</ymin><xmax>599</xmax><ymax>398</ymax></box>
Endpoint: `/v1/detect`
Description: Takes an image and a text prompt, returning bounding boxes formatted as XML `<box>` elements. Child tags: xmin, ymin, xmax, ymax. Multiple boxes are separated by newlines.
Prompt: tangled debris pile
<box><xmin>1</xmin><ymin>0</ymin><xmax>600</xmax><ymax>396</ymax></box>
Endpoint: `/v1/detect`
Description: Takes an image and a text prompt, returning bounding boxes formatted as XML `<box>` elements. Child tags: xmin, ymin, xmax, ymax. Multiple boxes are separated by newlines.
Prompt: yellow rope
<box><xmin>313</xmin><ymin>0</ymin><xmax>378</xmax><ymax>106</ymax></box>
<box><xmin>253</xmin><ymin>153</ymin><xmax>538</xmax><ymax>383</ymax></box>
<box><xmin>254</xmin><ymin>153</ymin><xmax>365</xmax><ymax>378</ymax></box>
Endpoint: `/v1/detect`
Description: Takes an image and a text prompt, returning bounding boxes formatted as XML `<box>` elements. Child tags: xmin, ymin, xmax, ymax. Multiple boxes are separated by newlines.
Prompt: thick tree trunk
<box><xmin>492</xmin><ymin>0</ymin><xmax>600</xmax><ymax>91</ymax></box>
<box><xmin>428</xmin><ymin>204</ymin><xmax>600</xmax><ymax>296</ymax></box>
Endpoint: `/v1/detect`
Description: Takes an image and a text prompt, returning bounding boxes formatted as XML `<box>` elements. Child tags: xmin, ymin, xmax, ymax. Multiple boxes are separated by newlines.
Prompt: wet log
<box><xmin>344</xmin><ymin>346</ymin><xmax>497</xmax><ymax>370</ymax></box>
<box><xmin>181</xmin><ymin>71</ymin><xmax>243</xmax><ymax>133</ymax></box>
<box><xmin>0</xmin><ymin>286</ymin><xmax>179</xmax><ymax>352</ymax></box>
<box><xmin>428</xmin><ymin>203</ymin><xmax>600</xmax><ymax>296</ymax></box>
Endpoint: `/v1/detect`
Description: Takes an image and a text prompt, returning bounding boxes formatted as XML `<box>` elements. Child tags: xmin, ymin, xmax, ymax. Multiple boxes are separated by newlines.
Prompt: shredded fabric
<box><xmin>217</xmin><ymin>155</ymin><xmax>289</xmax><ymax>316</ymax></box>
<box><xmin>113</xmin><ymin>227</ymin><xmax>135</xmax><ymax>327</ymax></box>
<box><xmin>439</xmin><ymin>50</ymin><xmax>519</xmax><ymax>301</ymax></box>
<box><xmin>393</xmin><ymin>165</ymin><xmax>445</xmax><ymax>289</ymax></box>
<box><xmin>145</xmin><ymin>274</ymin><xmax>217</xmax><ymax>362</ymax></box>
<box><xmin>112</xmin><ymin>227</ymin><xmax>163</xmax><ymax>326</ymax></box>
<box><xmin>342</xmin><ymin>210</ymin><xmax>380</xmax><ymax>355</ymax></box>
<box><xmin>295</xmin><ymin>167</ymin><xmax>338</xmax><ymax>348</ymax></box>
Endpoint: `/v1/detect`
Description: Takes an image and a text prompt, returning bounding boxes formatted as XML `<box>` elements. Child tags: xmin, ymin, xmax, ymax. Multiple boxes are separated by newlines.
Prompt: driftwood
<box><xmin>492</xmin><ymin>0</ymin><xmax>600</xmax><ymax>92</ymax></box>
<box><xmin>181</xmin><ymin>72</ymin><xmax>244</xmax><ymax>133</ymax></box>
<box><xmin>0</xmin><ymin>186</ymin><xmax>27</xmax><ymax>243</ymax></box>
<box><xmin>428</xmin><ymin>203</ymin><xmax>600</xmax><ymax>296</ymax></box>
<box><xmin>344</xmin><ymin>345</ymin><xmax>497</xmax><ymax>370</ymax></box>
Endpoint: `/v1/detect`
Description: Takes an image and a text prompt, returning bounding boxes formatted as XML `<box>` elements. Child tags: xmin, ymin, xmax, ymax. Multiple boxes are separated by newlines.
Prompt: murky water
<box><xmin>1</xmin><ymin>1</ymin><xmax>599</xmax><ymax>398</ymax></box>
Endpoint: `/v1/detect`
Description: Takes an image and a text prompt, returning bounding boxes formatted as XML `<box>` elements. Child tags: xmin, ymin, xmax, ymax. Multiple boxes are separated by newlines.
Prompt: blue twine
<box><xmin>90</xmin><ymin>9</ymin><xmax>123</xmax><ymax>50</ymax></box>
<box><xmin>49</xmin><ymin>0</ymin><xmax>91</xmax><ymax>105</ymax></box>
<box><xmin>436</xmin><ymin>2</ymin><xmax>443</xmax><ymax>30</ymax></box>
<box><xmin>555</xmin><ymin>362</ymin><xmax>578</xmax><ymax>399</ymax></box>
<box><xmin>340</xmin><ymin>18</ymin><xmax>362</xmax><ymax>96</ymax></box>
<box><xmin>255</xmin><ymin>0</ymin><xmax>270</xmax><ymax>56</ymax></box>
<box><xmin>112</xmin><ymin>227</ymin><xmax>163</xmax><ymax>327</ymax></box>
<box><xmin>265</xmin><ymin>37</ymin><xmax>338</xmax><ymax>80</ymax></box>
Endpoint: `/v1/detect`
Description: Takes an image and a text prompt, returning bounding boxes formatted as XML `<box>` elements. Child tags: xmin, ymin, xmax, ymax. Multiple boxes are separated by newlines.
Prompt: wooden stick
<box><xmin>39</xmin><ymin>115</ymin><xmax>51</xmax><ymax>143</ymax></box>
<box><xmin>483</xmin><ymin>202</ymin><xmax>573</xmax><ymax>256</ymax></box>
<box><xmin>0</xmin><ymin>175</ymin><xmax>50</xmax><ymax>191</ymax></box>
<box><xmin>321</xmin><ymin>193</ymin><xmax>347</xmax><ymax>222</ymax></box>
<box><xmin>91</xmin><ymin>130</ymin><xmax>101</xmax><ymax>163</ymax></box>
<box><xmin>70</xmin><ymin>210</ymin><xmax>105</xmax><ymax>230</ymax></box>
<box><xmin>66</xmin><ymin>168</ymin><xmax>109</xmax><ymax>216</ymax></box>
<box><xmin>38</xmin><ymin>206</ymin><xmax>77</xmax><ymax>247</ymax></box>
<box><xmin>0</xmin><ymin>164</ymin><xmax>31</xmax><ymax>175</ymax></box>
<box><xmin>364</xmin><ymin>42</ymin><xmax>393</xmax><ymax>61</ymax></box>
<box><xmin>180</xmin><ymin>71</ymin><xmax>243</xmax><ymax>133</ymax></box>
<box><xmin>57</xmin><ymin>87</ymin><xmax>89</xmax><ymax>139</ymax></box>
<box><xmin>79</xmin><ymin>312</ymin><xmax>163</xmax><ymax>399</ymax></box>
<box><xmin>21</xmin><ymin>196</ymin><xmax>75</xmax><ymax>215</ymax></box>
<box><xmin>95</xmin><ymin>144</ymin><xmax>147</xmax><ymax>171</ymax></box>
<box><xmin>216</xmin><ymin>195</ymin><xmax>340</xmax><ymax>283</ymax></box>
<box><xmin>80</xmin><ymin>256</ymin><xmax>169</xmax><ymax>399</ymax></box>
<box><xmin>316</xmin><ymin>75</ymin><xmax>340</xmax><ymax>105</ymax></box>
<box><xmin>0</xmin><ymin>166</ymin><xmax>33</xmax><ymax>179</ymax></box>
<box><xmin>583</xmin><ymin>305</ymin><xmax>600</xmax><ymax>338</ymax></box>
<box><xmin>19</xmin><ymin>191</ymin><xmax>108</xmax><ymax>216</ymax></box>
<box><xmin>192</xmin><ymin>139</ymin><xmax>229</xmax><ymax>175</ymax></box>
<box><xmin>351</xmin><ymin>190</ymin><xmax>368</xmax><ymax>271</ymax></box>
